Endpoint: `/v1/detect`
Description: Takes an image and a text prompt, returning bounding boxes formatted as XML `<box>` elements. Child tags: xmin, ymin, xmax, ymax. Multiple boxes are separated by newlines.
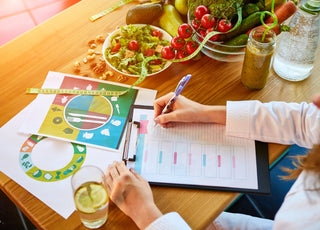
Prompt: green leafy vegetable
<box><xmin>104</xmin><ymin>24</ymin><xmax>170</xmax><ymax>75</ymax></box>
<box><xmin>187</xmin><ymin>0</ymin><xmax>244</xmax><ymax>19</ymax></box>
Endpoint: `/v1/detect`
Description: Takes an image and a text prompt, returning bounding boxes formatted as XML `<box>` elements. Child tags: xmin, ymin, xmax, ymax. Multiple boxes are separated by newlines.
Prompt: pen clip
<box><xmin>174</xmin><ymin>74</ymin><xmax>191</xmax><ymax>96</ymax></box>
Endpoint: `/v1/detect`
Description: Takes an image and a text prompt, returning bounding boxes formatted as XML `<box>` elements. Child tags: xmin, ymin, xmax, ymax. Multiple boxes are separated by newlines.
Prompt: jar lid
<box><xmin>300</xmin><ymin>0</ymin><xmax>320</xmax><ymax>14</ymax></box>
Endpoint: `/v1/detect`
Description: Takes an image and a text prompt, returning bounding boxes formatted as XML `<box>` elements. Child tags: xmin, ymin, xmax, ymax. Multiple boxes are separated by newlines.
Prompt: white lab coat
<box><xmin>145</xmin><ymin>100</ymin><xmax>320</xmax><ymax>230</ymax></box>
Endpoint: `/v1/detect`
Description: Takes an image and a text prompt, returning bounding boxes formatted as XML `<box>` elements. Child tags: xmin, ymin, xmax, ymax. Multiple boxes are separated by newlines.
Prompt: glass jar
<box><xmin>273</xmin><ymin>0</ymin><xmax>320</xmax><ymax>81</ymax></box>
<box><xmin>240</xmin><ymin>27</ymin><xmax>276</xmax><ymax>90</ymax></box>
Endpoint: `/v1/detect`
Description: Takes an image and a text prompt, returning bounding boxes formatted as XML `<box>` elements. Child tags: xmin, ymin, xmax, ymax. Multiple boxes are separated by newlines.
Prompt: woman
<box><xmin>105</xmin><ymin>93</ymin><xmax>320</xmax><ymax>230</ymax></box>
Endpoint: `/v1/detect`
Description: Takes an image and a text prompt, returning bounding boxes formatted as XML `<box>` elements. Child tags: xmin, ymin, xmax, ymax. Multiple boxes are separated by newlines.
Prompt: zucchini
<box><xmin>226</xmin><ymin>12</ymin><xmax>265</xmax><ymax>39</ymax></box>
<box><xmin>159</xmin><ymin>4</ymin><xmax>183</xmax><ymax>37</ymax></box>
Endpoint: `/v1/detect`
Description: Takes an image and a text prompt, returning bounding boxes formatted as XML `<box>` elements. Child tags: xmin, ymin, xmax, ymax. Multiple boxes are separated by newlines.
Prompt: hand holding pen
<box><xmin>154</xmin><ymin>74</ymin><xmax>192</xmax><ymax>127</ymax></box>
<box><xmin>161</xmin><ymin>74</ymin><xmax>191</xmax><ymax>114</ymax></box>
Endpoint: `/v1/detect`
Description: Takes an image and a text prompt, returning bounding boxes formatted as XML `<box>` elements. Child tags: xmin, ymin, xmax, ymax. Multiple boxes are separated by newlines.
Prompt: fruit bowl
<box><xmin>102</xmin><ymin>24</ymin><xmax>172</xmax><ymax>77</ymax></box>
<box><xmin>187</xmin><ymin>10</ymin><xmax>246</xmax><ymax>62</ymax></box>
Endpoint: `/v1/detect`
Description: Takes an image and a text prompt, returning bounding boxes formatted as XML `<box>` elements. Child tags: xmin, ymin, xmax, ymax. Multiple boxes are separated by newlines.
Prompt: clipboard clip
<box><xmin>122</xmin><ymin>120</ymin><xmax>140</xmax><ymax>165</ymax></box>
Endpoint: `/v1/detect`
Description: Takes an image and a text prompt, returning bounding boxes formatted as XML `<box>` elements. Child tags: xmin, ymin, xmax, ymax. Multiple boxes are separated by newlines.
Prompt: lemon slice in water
<box><xmin>74</xmin><ymin>182</ymin><xmax>108</xmax><ymax>214</ymax></box>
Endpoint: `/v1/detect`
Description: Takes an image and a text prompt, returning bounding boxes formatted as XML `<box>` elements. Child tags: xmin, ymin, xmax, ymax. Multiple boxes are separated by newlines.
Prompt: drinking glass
<box><xmin>71</xmin><ymin>165</ymin><xmax>109</xmax><ymax>229</ymax></box>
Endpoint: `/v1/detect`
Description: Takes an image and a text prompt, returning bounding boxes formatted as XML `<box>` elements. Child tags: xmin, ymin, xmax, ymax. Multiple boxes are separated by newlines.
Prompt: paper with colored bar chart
<box><xmin>128</xmin><ymin>107</ymin><xmax>269</xmax><ymax>193</ymax></box>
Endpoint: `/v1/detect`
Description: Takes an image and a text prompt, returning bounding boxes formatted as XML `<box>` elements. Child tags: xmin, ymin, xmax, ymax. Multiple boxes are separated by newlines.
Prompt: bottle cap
<box><xmin>300</xmin><ymin>0</ymin><xmax>320</xmax><ymax>14</ymax></box>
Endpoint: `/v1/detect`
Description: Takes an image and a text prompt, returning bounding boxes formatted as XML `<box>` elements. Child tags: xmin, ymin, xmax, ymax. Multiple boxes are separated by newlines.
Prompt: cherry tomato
<box><xmin>128</xmin><ymin>40</ymin><xmax>139</xmax><ymax>51</ymax></box>
<box><xmin>144</xmin><ymin>48</ymin><xmax>155</xmax><ymax>57</ymax></box>
<box><xmin>171</xmin><ymin>36</ymin><xmax>186</xmax><ymax>50</ymax></box>
<box><xmin>185</xmin><ymin>41</ymin><xmax>198</xmax><ymax>55</ymax></box>
<box><xmin>161</xmin><ymin>46</ymin><xmax>176</xmax><ymax>60</ymax></box>
<box><xmin>176</xmin><ymin>50</ymin><xmax>191</xmax><ymax>64</ymax></box>
<box><xmin>194</xmin><ymin>5</ymin><xmax>209</xmax><ymax>19</ymax></box>
<box><xmin>111</xmin><ymin>43</ymin><xmax>121</xmax><ymax>52</ymax></box>
<box><xmin>191</xmin><ymin>19</ymin><xmax>201</xmax><ymax>31</ymax></box>
<box><xmin>217</xmin><ymin>19</ymin><xmax>233</xmax><ymax>33</ymax></box>
<box><xmin>150</xmin><ymin>59</ymin><xmax>162</xmax><ymax>65</ymax></box>
<box><xmin>178</xmin><ymin>23</ymin><xmax>193</xmax><ymax>39</ymax></box>
<box><xmin>151</xmin><ymin>29</ymin><xmax>162</xmax><ymax>38</ymax></box>
<box><xmin>206</xmin><ymin>28</ymin><xmax>219</xmax><ymax>41</ymax></box>
<box><xmin>197</xmin><ymin>29</ymin><xmax>207</xmax><ymax>42</ymax></box>
<box><xmin>201</xmin><ymin>14</ymin><xmax>216</xmax><ymax>29</ymax></box>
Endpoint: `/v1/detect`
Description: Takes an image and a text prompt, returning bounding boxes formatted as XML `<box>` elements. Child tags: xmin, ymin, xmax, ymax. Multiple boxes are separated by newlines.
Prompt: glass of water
<box><xmin>71</xmin><ymin>165</ymin><xmax>109</xmax><ymax>229</ymax></box>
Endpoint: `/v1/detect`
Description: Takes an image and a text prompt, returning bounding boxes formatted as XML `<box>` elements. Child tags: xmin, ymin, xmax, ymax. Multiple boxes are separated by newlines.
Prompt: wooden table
<box><xmin>1</xmin><ymin>0</ymin><xmax>319</xmax><ymax>229</ymax></box>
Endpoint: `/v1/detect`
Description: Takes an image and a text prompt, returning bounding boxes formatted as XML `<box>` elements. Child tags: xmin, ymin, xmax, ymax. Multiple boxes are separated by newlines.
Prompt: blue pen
<box><xmin>161</xmin><ymin>74</ymin><xmax>191</xmax><ymax>114</ymax></box>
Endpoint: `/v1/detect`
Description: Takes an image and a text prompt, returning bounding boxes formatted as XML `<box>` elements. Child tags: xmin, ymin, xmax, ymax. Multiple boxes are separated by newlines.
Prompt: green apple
<box><xmin>175</xmin><ymin>0</ymin><xmax>188</xmax><ymax>15</ymax></box>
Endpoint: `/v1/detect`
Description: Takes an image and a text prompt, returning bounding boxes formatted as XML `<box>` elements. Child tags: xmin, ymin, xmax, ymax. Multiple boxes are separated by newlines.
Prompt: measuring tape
<box><xmin>26</xmin><ymin>31</ymin><xmax>228</xmax><ymax>96</ymax></box>
<box><xmin>26</xmin><ymin>88</ymin><xmax>128</xmax><ymax>96</ymax></box>
<box><xmin>26</xmin><ymin>56</ymin><xmax>154</xmax><ymax>97</ymax></box>
<box><xmin>29</xmin><ymin>4</ymin><xmax>243</xmax><ymax>96</ymax></box>
<box><xmin>89</xmin><ymin>0</ymin><xmax>134</xmax><ymax>22</ymax></box>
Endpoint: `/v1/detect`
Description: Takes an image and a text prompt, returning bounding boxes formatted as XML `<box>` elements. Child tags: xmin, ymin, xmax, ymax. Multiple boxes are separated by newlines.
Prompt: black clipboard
<box><xmin>123</xmin><ymin>105</ymin><xmax>270</xmax><ymax>195</ymax></box>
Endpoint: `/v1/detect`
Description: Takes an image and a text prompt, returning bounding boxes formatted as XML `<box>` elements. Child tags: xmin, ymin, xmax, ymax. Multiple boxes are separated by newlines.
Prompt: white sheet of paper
<box><xmin>0</xmin><ymin>101</ymin><xmax>121</xmax><ymax>218</ymax></box>
<box><xmin>128</xmin><ymin>108</ymin><xmax>258</xmax><ymax>190</ymax></box>
<box><xmin>0</xmin><ymin>72</ymin><xmax>156</xmax><ymax>219</ymax></box>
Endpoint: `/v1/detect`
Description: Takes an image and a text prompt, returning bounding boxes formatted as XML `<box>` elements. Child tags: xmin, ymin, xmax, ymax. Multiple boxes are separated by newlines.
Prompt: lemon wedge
<box><xmin>74</xmin><ymin>182</ymin><xmax>108</xmax><ymax>214</ymax></box>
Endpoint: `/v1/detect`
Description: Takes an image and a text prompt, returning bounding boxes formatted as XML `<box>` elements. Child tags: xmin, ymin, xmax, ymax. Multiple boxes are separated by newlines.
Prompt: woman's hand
<box><xmin>312</xmin><ymin>93</ymin><xmax>320</xmax><ymax>109</ymax></box>
<box><xmin>153</xmin><ymin>93</ymin><xmax>226</xmax><ymax>127</ymax></box>
<box><xmin>105</xmin><ymin>161</ymin><xmax>162</xmax><ymax>229</ymax></box>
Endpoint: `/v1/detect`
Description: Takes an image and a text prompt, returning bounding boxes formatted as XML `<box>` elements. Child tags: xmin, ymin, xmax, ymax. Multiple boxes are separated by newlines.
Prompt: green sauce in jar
<box><xmin>241</xmin><ymin>28</ymin><xmax>276</xmax><ymax>90</ymax></box>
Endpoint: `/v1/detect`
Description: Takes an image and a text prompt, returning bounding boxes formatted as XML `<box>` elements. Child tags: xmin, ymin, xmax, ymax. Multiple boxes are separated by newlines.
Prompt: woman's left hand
<box><xmin>105</xmin><ymin>161</ymin><xmax>162</xmax><ymax>229</ymax></box>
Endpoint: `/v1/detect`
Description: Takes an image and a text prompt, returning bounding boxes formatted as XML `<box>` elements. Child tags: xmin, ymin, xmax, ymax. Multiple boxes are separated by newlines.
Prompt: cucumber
<box><xmin>215</xmin><ymin>34</ymin><xmax>249</xmax><ymax>52</ymax></box>
<box><xmin>226</xmin><ymin>12</ymin><xmax>265</xmax><ymax>39</ymax></box>
<box><xmin>242</xmin><ymin>3</ymin><xmax>260</xmax><ymax>18</ymax></box>
<box><xmin>225</xmin><ymin>34</ymin><xmax>249</xmax><ymax>46</ymax></box>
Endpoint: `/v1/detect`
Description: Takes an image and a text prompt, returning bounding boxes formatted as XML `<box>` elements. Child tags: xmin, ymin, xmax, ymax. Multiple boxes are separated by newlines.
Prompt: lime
<box><xmin>74</xmin><ymin>182</ymin><xmax>108</xmax><ymax>214</ymax></box>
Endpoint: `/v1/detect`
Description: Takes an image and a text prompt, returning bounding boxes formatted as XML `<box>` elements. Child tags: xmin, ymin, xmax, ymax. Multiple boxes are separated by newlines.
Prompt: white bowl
<box><xmin>102</xmin><ymin>24</ymin><xmax>172</xmax><ymax>77</ymax></box>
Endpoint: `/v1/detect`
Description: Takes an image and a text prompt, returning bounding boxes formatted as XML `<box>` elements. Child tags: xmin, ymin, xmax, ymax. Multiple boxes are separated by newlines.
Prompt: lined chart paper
<box><xmin>127</xmin><ymin>107</ymin><xmax>266</xmax><ymax>192</ymax></box>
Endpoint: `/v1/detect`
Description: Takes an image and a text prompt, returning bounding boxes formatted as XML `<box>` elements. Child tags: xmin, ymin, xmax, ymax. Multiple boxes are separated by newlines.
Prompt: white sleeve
<box><xmin>273</xmin><ymin>171</ymin><xmax>320</xmax><ymax>230</ymax></box>
<box><xmin>144</xmin><ymin>212</ymin><xmax>191</xmax><ymax>230</ymax></box>
<box><xmin>226</xmin><ymin>100</ymin><xmax>320</xmax><ymax>148</ymax></box>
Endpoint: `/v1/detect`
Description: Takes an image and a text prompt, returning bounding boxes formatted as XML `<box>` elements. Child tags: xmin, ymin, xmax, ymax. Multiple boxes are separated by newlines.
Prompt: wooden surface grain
<box><xmin>0</xmin><ymin>0</ymin><xmax>319</xmax><ymax>229</ymax></box>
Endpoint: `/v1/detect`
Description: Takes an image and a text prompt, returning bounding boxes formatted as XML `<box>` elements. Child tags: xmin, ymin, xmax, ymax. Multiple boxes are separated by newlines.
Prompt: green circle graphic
<box><xmin>19</xmin><ymin>135</ymin><xmax>86</xmax><ymax>182</ymax></box>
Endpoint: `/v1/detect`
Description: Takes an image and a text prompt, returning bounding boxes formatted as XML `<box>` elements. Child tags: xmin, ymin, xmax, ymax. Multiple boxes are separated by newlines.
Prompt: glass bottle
<box><xmin>241</xmin><ymin>27</ymin><xmax>276</xmax><ymax>90</ymax></box>
<box><xmin>273</xmin><ymin>0</ymin><xmax>320</xmax><ymax>81</ymax></box>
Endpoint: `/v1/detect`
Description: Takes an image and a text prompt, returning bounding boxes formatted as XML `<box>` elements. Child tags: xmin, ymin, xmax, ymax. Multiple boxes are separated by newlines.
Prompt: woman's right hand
<box><xmin>153</xmin><ymin>93</ymin><xmax>205</xmax><ymax>127</ymax></box>
<box><xmin>153</xmin><ymin>93</ymin><xmax>226</xmax><ymax>127</ymax></box>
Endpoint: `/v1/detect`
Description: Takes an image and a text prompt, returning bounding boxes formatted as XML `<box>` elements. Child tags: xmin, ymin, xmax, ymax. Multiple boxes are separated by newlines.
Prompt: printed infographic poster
<box><xmin>38</xmin><ymin>76</ymin><xmax>136</xmax><ymax>150</ymax></box>
<box><xmin>20</xmin><ymin>72</ymin><xmax>140</xmax><ymax>151</ymax></box>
